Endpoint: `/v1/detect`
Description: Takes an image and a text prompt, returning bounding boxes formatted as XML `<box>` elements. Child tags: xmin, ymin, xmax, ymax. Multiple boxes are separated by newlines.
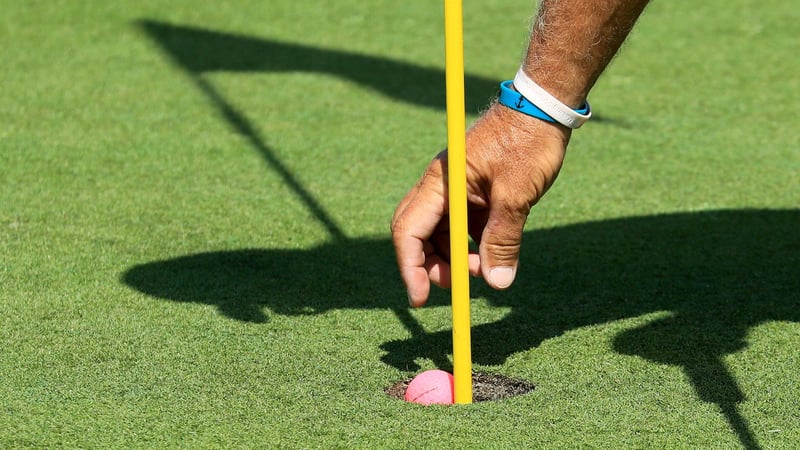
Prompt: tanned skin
<box><xmin>391</xmin><ymin>0</ymin><xmax>651</xmax><ymax>307</ymax></box>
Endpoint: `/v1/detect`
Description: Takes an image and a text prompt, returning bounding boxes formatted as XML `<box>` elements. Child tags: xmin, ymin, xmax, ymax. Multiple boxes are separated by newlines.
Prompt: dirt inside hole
<box><xmin>385</xmin><ymin>371</ymin><xmax>535</xmax><ymax>402</ymax></box>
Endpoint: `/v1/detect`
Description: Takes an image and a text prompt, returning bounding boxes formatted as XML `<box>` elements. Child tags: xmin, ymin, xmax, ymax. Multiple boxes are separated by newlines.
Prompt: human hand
<box><xmin>391</xmin><ymin>103</ymin><xmax>571</xmax><ymax>307</ymax></box>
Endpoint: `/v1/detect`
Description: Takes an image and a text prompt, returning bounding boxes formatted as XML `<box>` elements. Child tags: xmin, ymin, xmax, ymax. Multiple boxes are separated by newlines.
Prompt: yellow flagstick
<box><xmin>444</xmin><ymin>0</ymin><xmax>472</xmax><ymax>404</ymax></box>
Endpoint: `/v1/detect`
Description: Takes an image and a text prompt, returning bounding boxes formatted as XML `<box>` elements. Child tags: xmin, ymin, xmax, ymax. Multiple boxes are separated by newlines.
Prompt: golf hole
<box><xmin>385</xmin><ymin>371</ymin><xmax>535</xmax><ymax>402</ymax></box>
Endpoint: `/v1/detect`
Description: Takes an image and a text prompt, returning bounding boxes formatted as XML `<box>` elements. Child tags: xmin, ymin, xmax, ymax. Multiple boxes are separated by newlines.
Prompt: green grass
<box><xmin>1</xmin><ymin>0</ymin><xmax>798</xmax><ymax>448</ymax></box>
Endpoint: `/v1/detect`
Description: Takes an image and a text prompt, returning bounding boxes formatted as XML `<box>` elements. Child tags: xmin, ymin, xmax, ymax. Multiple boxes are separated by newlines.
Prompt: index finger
<box><xmin>391</xmin><ymin>163</ymin><xmax>447</xmax><ymax>307</ymax></box>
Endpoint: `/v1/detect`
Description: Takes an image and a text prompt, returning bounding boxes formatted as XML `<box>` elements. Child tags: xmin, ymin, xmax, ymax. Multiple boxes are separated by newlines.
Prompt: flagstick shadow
<box><xmin>193</xmin><ymin>76</ymin><xmax>346</xmax><ymax>242</ymax></box>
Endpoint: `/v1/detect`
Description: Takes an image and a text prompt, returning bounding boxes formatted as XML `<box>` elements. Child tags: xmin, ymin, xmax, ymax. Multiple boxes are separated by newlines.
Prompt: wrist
<box><xmin>496</xmin><ymin>69</ymin><xmax>591</xmax><ymax>129</ymax></box>
<box><xmin>467</xmin><ymin>103</ymin><xmax>570</xmax><ymax>204</ymax></box>
<box><xmin>479</xmin><ymin>103</ymin><xmax>571</xmax><ymax>149</ymax></box>
<box><xmin>519</xmin><ymin>65</ymin><xmax>590</xmax><ymax>109</ymax></box>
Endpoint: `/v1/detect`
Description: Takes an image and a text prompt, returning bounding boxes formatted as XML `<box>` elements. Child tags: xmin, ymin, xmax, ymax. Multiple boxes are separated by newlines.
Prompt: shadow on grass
<box><xmin>123</xmin><ymin>209</ymin><xmax>799</xmax><ymax>449</ymax></box>
<box><xmin>129</xmin><ymin>19</ymin><xmax>798</xmax><ymax>449</ymax></box>
<box><xmin>136</xmin><ymin>19</ymin><xmax>499</xmax><ymax>114</ymax></box>
<box><xmin>382</xmin><ymin>209</ymin><xmax>798</xmax><ymax>450</ymax></box>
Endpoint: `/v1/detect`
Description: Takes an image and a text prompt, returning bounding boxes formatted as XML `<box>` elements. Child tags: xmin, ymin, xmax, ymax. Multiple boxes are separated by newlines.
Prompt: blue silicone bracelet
<box><xmin>497</xmin><ymin>80</ymin><xmax>590</xmax><ymax>123</ymax></box>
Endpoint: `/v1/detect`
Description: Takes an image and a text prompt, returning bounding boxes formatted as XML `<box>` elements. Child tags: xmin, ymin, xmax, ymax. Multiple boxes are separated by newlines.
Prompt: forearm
<box><xmin>523</xmin><ymin>0</ymin><xmax>650</xmax><ymax>108</ymax></box>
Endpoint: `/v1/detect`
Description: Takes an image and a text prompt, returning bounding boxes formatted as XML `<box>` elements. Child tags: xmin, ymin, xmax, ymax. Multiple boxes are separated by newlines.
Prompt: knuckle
<box><xmin>482</xmin><ymin>239</ymin><xmax>521</xmax><ymax>262</ymax></box>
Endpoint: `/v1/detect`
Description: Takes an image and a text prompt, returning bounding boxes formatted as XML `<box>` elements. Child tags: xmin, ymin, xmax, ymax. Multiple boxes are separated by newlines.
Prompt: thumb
<box><xmin>479</xmin><ymin>197</ymin><xmax>530</xmax><ymax>290</ymax></box>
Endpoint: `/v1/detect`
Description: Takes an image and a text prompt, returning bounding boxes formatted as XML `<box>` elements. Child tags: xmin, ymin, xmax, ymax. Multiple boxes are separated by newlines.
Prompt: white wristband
<box><xmin>512</xmin><ymin>68</ymin><xmax>592</xmax><ymax>129</ymax></box>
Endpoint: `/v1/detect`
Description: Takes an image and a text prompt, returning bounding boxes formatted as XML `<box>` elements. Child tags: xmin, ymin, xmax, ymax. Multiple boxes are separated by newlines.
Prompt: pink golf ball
<box><xmin>404</xmin><ymin>369</ymin><xmax>454</xmax><ymax>405</ymax></box>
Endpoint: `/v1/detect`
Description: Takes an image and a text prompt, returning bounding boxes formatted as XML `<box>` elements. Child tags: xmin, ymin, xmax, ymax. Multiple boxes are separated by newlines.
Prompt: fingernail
<box><xmin>407</xmin><ymin>292</ymin><xmax>416</xmax><ymax>307</ymax></box>
<box><xmin>489</xmin><ymin>267</ymin><xmax>515</xmax><ymax>289</ymax></box>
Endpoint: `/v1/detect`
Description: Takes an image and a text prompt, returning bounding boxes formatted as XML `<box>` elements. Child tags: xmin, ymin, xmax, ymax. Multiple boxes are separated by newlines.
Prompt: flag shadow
<box><xmin>137</xmin><ymin>19</ymin><xmax>499</xmax><ymax>114</ymax></box>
